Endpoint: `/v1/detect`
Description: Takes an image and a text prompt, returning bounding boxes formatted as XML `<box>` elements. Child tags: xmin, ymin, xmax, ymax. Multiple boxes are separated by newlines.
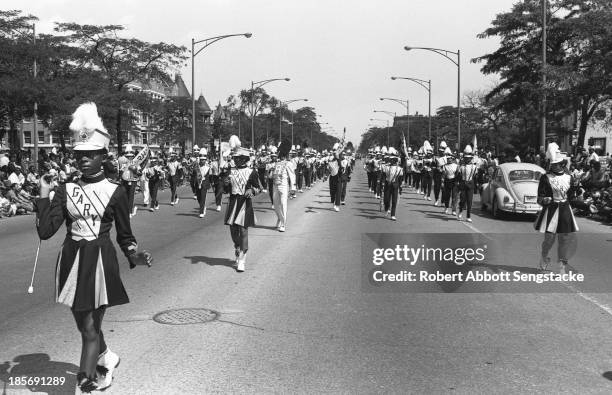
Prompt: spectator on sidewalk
<box><xmin>5</xmin><ymin>181</ymin><xmax>34</xmax><ymax>214</ymax></box>
<box><xmin>8</xmin><ymin>164</ymin><xmax>25</xmax><ymax>187</ymax></box>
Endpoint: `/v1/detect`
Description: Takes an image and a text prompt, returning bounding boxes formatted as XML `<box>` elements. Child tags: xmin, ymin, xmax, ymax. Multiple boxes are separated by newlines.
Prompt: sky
<box><xmin>6</xmin><ymin>0</ymin><xmax>518</xmax><ymax>146</ymax></box>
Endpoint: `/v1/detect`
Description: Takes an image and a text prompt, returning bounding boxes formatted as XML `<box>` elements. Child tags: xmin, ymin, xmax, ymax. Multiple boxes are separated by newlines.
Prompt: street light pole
<box><xmin>250</xmin><ymin>78</ymin><xmax>290</xmax><ymax>148</ymax></box>
<box><xmin>541</xmin><ymin>0</ymin><xmax>547</xmax><ymax>152</ymax></box>
<box><xmin>404</xmin><ymin>46</ymin><xmax>460</xmax><ymax>149</ymax></box>
<box><xmin>191</xmin><ymin>33</ymin><xmax>251</xmax><ymax>150</ymax></box>
<box><xmin>32</xmin><ymin>23</ymin><xmax>38</xmax><ymax>169</ymax></box>
<box><xmin>379</xmin><ymin>98</ymin><xmax>408</xmax><ymax>144</ymax></box>
<box><xmin>278</xmin><ymin>98</ymin><xmax>308</xmax><ymax>143</ymax></box>
<box><xmin>391</xmin><ymin>76</ymin><xmax>432</xmax><ymax>140</ymax></box>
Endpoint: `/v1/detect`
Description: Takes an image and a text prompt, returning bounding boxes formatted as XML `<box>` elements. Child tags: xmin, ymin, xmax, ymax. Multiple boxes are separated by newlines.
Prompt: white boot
<box><xmin>96</xmin><ymin>348</ymin><xmax>120</xmax><ymax>390</ymax></box>
<box><xmin>237</xmin><ymin>252</ymin><xmax>246</xmax><ymax>272</ymax></box>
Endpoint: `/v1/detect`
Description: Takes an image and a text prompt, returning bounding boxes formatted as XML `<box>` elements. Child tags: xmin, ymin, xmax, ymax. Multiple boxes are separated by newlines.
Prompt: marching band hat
<box><xmin>199</xmin><ymin>148</ymin><xmax>208</xmax><ymax>158</ymax></box>
<box><xmin>463</xmin><ymin>144</ymin><xmax>473</xmax><ymax>157</ymax></box>
<box><xmin>70</xmin><ymin>102</ymin><xmax>111</xmax><ymax>151</ymax></box>
<box><xmin>546</xmin><ymin>142</ymin><xmax>564</xmax><ymax>164</ymax></box>
<box><xmin>193</xmin><ymin>144</ymin><xmax>200</xmax><ymax>151</ymax></box>
<box><xmin>439</xmin><ymin>141</ymin><xmax>448</xmax><ymax>151</ymax></box>
<box><xmin>444</xmin><ymin>146</ymin><xmax>452</xmax><ymax>156</ymax></box>
<box><xmin>423</xmin><ymin>140</ymin><xmax>433</xmax><ymax>153</ymax></box>
<box><xmin>229</xmin><ymin>135</ymin><xmax>252</xmax><ymax>157</ymax></box>
<box><xmin>124</xmin><ymin>144</ymin><xmax>135</xmax><ymax>157</ymax></box>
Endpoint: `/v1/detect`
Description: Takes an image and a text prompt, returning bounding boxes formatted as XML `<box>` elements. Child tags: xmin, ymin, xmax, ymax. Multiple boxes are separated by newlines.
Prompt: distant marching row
<box><xmin>363</xmin><ymin>138</ymin><xmax>485</xmax><ymax>223</ymax></box>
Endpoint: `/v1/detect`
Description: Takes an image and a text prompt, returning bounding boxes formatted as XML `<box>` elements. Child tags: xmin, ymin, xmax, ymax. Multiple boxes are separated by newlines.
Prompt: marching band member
<box><xmin>224</xmin><ymin>135</ymin><xmax>262</xmax><ymax>272</ymax></box>
<box><xmin>195</xmin><ymin>148</ymin><xmax>212</xmax><ymax>218</ymax></box>
<box><xmin>166</xmin><ymin>148</ymin><xmax>180</xmax><ymax>206</ymax></box>
<box><xmin>266</xmin><ymin>145</ymin><xmax>278</xmax><ymax>209</ymax></box>
<box><xmin>442</xmin><ymin>147</ymin><xmax>459</xmax><ymax>215</ymax></box>
<box><xmin>296</xmin><ymin>146</ymin><xmax>306</xmax><ymax>193</ymax></box>
<box><xmin>190</xmin><ymin>145</ymin><xmax>200</xmax><ymax>200</ymax></box>
<box><xmin>304</xmin><ymin>149</ymin><xmax>313</xmax><ymax>190</ymax></box>
<box><xmin>145</xmin><ymin>153</ymin><xmax>163</xmax><ymax>212</ymax></box>
<box><xmin>328</xmin><ymin>143</ymin><xmax>344</xmax><ymax>211</ymax></box>
<box><xmin>373</xmin><ymin>147</ymin><xmax>382</xmax><ymax>197</ymax></box>
<box><xmin>421</xmin><ymin>141</ymin><xmax>434</xmax><ymax>201</ymax></box>
<box><xmin>535</xmin><ymin>142</ymin><xmax>579</xmax><ymax>274</ymax></box>
<box><xmin>383</xmin><ymin>147</ymin><xmax>404</xmax><ymax>220</ymax></box>
<box><xmin>256</xmin><ymin>146</ymin><xmax>268</xmax><ymax>194</ymax></box>
<box><xmin>272</xmin><ymin>140</ymin><xmax>296</xmax><ymax>231</ymax></box>
<box><xmin>457</xmin><ymin>145</ymin><xmax>477</xmax><ymax>222</ymax></box>
<box><xmin>35</xmin><ymin>103</ymin><xmax>153</xmax><ymax>393</ymax></box>
<box><xmin>288</xmin><ymin>146</ymin><xmax>298</xmax><ymax>199</ymax></box>
<box><xmin>433</xmin><ymin>141</ymin><xmax>448</xmax><ymax>206</ymax></box>
<box><xmin>339</xmin><ymin>150</ymin><xmax>352</xmax><ymax>205</ymax></box>
<box><xmin>118</xmin><ymin>144</ymin><xmax>140</xmax><ymax>218</ymax></box>
<box><xmin>365</xmin><ymin>150</ymin><xmax>375</xmax><ymax>192</ymax></box>
<box><xmin>140</xmin><ymin>160</ymin><xmax>150</xmax><ymax>209</ymax></box>
<box><xmin>411</xmin><ymin>148</ymin><xmax>422</xmax><ymax>192</ymax></box>
<box><xmin>404</xmin><ymin>147</ymin><xmax>413</xmax><ymax>189</ymax></box>
<box><xmin>209</xmin><ymin>152</ymin><xmax>224</xmax><ymax>212</ymax></box>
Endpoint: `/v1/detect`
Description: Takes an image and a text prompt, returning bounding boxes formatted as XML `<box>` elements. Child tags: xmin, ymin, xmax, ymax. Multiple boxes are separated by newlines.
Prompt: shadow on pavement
<box><xmin>183</xmin><ymin>256</ymin><xmax>235</xmax><ymax>267</ymax></box>
<box><xmin>0</xmin><ymin>353</ymin><xmax>78</xmax><ymax>395</ymax></box>
<box><xmin>602</xmin><ymin>371</ymin><xmax>612</xmax><ymax>381</ymax></box>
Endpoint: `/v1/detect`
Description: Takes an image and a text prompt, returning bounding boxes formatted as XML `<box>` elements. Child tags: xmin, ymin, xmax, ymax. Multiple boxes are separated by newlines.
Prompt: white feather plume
<box><xmin>229</xmin><ymin>135</ymin><xmax>241</xmax><ymax>150</ymax></box>
<box><xmin>70</xmin><ymin>102</ymin><xmax>107</xmax><ymax>134</ymax></box>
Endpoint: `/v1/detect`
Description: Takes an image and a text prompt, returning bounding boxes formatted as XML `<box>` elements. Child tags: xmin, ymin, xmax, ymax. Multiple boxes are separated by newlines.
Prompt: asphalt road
<box><xmin>1</xmin><ymin>165</ymin><xmax>612</xmax><ymax>394</ymax></box>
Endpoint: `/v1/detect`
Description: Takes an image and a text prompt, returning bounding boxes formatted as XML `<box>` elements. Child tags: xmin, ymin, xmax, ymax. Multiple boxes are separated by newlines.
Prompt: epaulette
<box><xmin>108</xmin><ymin>178</ymin><xmax>121</xmax><ymax>185</ymax></box>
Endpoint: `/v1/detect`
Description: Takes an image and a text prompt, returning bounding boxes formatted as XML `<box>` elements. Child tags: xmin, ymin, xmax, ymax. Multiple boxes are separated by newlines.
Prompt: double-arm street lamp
<box><xmin>191</xmin><ymin>32</ymin><xmax>252</xmax><ymax>149</ymax></box>
<box><xmin>370</xmin><ymin>117</ymin><xmax>391</xmax><ymax>146</ymax></box>
<box><xmin>251</xmin><ymin>78</ymin><xmax>290</xmax><ymax>148</ymax></box>
<box><xmin>404</xmin><ymin>46</ymin><xmax>460</xmax><ymax>149</ymax></box>
<box><xmin>391</xmin><ymin>76</ymin><xmax>432</xmax><ymax>140</ymax></box>
<box><xmin>379</xmin><ymin>98</ymin><xmax>408</xmax><ymax>145</ymax></box>
<box><xmin>278</xmin><ymin>98</ymin><xmax>308</xmax><ymax>144</ymax></box>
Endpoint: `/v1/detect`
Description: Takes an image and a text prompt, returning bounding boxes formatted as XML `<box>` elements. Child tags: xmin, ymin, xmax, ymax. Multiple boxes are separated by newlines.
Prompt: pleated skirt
<box><xmin>224</xmin><ymin>194</ymin><xmax>257</xmax><ymax>228</ymax></box>
<box><xmin>534</xmin><ymin>201</ymin><xmax>579</xmax><ymax>234</ymax></box>
<box><xmin>56</xmin><ymin>235</ymin><xmax>129</xmax><ymax>311</ymax></box>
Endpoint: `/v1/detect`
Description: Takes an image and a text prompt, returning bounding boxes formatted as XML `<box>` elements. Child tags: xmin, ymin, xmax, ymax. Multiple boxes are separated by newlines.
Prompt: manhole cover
<box><xmin>153</xmin><ymin>308</ymin><xmax>219</xmax><ymax>325</ymax></box>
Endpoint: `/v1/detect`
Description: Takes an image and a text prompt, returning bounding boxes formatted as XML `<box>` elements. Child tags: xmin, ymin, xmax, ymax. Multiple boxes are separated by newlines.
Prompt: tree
<box><xmin>473</xmin><ymin>0</ymin><xmax>612</xmax><ymax>149</ymax></box>
<box><xmin>239</xmin><ymin>87</ymin><xmax>272</xmax><ymax>147</ymax></box>
<box><xmin>54</xmin><ymin>23</ymin><xmax>187</xmax><ymax>154</ymax></box>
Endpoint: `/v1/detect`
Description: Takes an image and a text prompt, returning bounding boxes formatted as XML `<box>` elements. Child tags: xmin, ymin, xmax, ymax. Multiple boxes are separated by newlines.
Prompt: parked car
<box><xmin>480</xmin><ymin>162</ymin><xmax>545</xmax><ymax>218</ymax></box>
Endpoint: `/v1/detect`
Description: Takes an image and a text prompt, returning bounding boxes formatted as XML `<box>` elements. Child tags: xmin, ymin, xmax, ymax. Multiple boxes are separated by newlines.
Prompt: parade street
<box><xmin>2</xmin><ymin>166</ymin><xmax>612</xmax><ymax>394</ymax></box>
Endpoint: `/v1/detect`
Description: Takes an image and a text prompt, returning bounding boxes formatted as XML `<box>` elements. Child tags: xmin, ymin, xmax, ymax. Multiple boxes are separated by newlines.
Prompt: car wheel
<box><xmin>492</xmin><ymin>198</ymin><xmax>502</xmax><ymax>219</ymax></box>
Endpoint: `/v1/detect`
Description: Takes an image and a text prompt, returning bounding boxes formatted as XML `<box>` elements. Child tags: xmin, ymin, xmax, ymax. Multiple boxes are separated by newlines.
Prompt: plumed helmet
<box><xmin>444</xmin><ymin>147</ymin><xmax>452</xmax><ymax>155</ymax></box>
<box><xmin>124</xmin><ymin>144</ymin><xmax>135</xmax><ymax>156</ymax></box>
<box><xmin>381</xmin><ymin>146</ymin><xmax>388</xmax><ymax>154</ymax></box>
<box><xmin>546</xmin><ymin>142</ymin><xmax>564</xmax><ymax>164</ymax></box>
<box><xmin>199</xmin><ymin>148</ymin><xmax>208</xmax><ymax>158</ymax></box>
<box><xmin>463</xmin><ymin>144</ymin><xmax>473</xmax><ymax>156</ymax></box>
<box><xmin>70</xmin><ymin>102</ymin><xmax>111</xmax><ymax>151</ymax></box>
<box><xmin>193</xmin><ymin>144</ymin><xmax>200</xmax><ymax>151</ymax></box>
<box><xmin>333</xmin><ymin>142</ymin><xmax>340</xmax><ymax>151</ymax></box>
<box><xmin>423</xmin><ymin>140</ymin><xmax>433</xmax><ymax>153</ymax></box>
<box><xmin>439</xmin><ymin>141</ymin><xmax>448</xmax><ymax>150</ymax></box>
<box><xmin>229</xmin><ymin>135</ymin><xmax>252</xmax><ymax>157</ymax></box>
<box><xmin>296</xmin><ymin>145</ymin><xmax>301</xmax><ymax>150</ymax></box>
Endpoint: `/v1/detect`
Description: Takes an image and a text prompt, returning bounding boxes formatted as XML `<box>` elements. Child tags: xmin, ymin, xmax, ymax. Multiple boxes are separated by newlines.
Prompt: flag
<box><xmin>133</xmin><ymin>145</ymin><xmax>150</xmax><ymax>169</ymax></box>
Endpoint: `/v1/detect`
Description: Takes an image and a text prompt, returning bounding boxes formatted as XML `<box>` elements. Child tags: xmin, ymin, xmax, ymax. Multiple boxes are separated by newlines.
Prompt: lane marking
<box><xmin>463</xmin><ymin>209</ymin><xmax>612</xmax><ymax>317</ymax></box>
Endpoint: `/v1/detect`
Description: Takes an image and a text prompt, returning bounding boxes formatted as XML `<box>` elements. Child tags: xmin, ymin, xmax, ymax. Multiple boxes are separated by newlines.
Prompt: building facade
<box><xmin>3</xmin><ymin>74</ymin><xmax>212</xmax><ymax>156</ymax></box>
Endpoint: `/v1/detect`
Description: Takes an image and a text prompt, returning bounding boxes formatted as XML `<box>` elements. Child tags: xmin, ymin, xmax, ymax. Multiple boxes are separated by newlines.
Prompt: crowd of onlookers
<box><xmin>1</xmin><ymin>145</ymin><xmax>612</xmax><ymax>221</ymax></box>
<box><xmin>0</xmin><ymin>148</ymin><xmax>80</xmax><ymax>218</ymax></box>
